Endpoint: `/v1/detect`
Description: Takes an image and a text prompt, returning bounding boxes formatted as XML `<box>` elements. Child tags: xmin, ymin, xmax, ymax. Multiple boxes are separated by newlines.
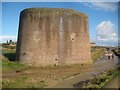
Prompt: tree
<box><xmin>9</xmin><ymin>40</ymin><xmax>13</xmax><ymax>44</ymax></box>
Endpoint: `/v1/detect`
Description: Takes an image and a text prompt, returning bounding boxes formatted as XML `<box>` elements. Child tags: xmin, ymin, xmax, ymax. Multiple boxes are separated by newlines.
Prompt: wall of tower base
<box><xmin>16</xmin><ymin>8</ymin><xmax>92</xmax><ymax>67</ymax></box>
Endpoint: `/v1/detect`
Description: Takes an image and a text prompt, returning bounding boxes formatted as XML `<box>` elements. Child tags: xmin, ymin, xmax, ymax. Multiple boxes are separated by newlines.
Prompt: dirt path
<box><xmin>49</xmin><ymin>51</ymin><xmax>119</xmax><ymax>88</ymax></box>
<box><xmin>50</xmin><ymin>60</ymin><xmax>117</xmax><ymax>88</ymax></box>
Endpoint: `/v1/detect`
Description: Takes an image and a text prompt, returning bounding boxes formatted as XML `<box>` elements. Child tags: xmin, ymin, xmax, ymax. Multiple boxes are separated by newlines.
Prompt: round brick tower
<box><xmin>16</xmin><ymin>8</ymin><xmax>92</xmax><ymax>67</ymax></box>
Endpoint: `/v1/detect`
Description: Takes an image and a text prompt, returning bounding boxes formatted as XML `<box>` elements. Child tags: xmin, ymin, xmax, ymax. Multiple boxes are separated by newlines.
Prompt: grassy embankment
<box><xmin>91</xmin><ymin>47</ymin><xmax>106</xmax><ymax>62</ymax></box>
<box><xmin>2</xmin><ymin>47</ymin><xmax>28</xmax><ymax>72</ymax></box>
<box><xmin>2</xmin><ymin>48</ymin><xmax>46</xmax><ymax>88</ymax></box>
<box><xmin>2</xmin><ymin>46</ymin><xmax>44</xmax><ymax>88</ymax></box>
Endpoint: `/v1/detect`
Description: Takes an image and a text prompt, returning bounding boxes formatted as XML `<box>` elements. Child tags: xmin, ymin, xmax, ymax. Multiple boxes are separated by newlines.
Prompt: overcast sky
<box><xmin>1</xmin><ymin>1</ymin><xmax>119</xmax><ymax>46</ymax></box>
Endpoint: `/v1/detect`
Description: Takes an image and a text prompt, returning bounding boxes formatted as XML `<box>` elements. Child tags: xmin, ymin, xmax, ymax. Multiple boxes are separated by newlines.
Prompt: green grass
<box><xmin>2</xmin><ymin>48</ymin><xmax>16</xmax><ymax>61</ymax></box>
<box><xmin>2</xmin><ymin>47</ymin><xmax>46</xmax><ymax>88</ymax></box>
<box><xmin>2</xmin><ymin>48</ymin><xmax>16</xmax><ymax>53</ymax></box>
<box><xmin>91</xmin><ymin>47</ymin><xmax>106</xmax><ymax>61</ymax></box>
<box><xmin>2</xmin><ymin>76</ymin><xmax>46</xmax><ymax>88</ymax></box>
<box><xmin>2</xmin><ymin>48</ymin><xmax>28</xmax><ymax>72</ymax></box>
<box><xmin>2</xmin><ymin>60</ymin><xmax>28</xmax><ymax>72</ymax></box>
<box><xmin>2</xmin><ymin>76</ymin><xmax>28</xmax><ymax>88</ymax></box>
<box><xmin>2</xmin><ymin>57</ymin><xmax>45</xmax><ymax>88</ymax></box>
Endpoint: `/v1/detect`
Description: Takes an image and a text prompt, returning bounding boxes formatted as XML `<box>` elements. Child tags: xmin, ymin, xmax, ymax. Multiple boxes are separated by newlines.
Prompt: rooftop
<box><xmin>20</xmin><ymin>8</ymin><xmax>88</xmax><ymax>17</ymax></box>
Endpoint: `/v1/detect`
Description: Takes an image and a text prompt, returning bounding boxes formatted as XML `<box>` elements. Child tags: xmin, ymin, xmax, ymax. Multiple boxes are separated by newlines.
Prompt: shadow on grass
<box><xmin>3</xmin><ymin>53</ymin><xmax>16</xmax><ymax>61</ymax></box>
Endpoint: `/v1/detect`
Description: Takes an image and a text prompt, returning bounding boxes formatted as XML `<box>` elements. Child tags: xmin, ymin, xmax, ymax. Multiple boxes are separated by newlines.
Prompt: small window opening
<box><xmin>72</xmin><ymin>38</ymin><xmax>74</xmax><ymax>41</ymax></box>
<box><xmin>23</xmin><ymin>53</ymin><xmax>26</xmax><ymax>55</ymax></box>
<box><xmin>55</xmin><ymin>58</ymin><xmax>58</xmax><ymax>61</ymax></box>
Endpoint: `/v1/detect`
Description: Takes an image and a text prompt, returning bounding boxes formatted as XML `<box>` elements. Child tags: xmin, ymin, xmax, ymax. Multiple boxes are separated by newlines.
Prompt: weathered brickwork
<box><xmin>16</xmin><ymin>8</ymin><xmax>92</xmax><ymax>67</ymax></box>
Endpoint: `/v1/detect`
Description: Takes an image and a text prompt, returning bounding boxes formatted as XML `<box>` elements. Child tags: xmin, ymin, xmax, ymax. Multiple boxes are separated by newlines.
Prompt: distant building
<box><xmin>9</xmin><ymin>43</ymin><xmax>16</xmax><ymax>46</ymax></box>
<box><xmin>90</xmin><ymin>42</ymin><xmax>96</xmax><ymax>47</ymax></box>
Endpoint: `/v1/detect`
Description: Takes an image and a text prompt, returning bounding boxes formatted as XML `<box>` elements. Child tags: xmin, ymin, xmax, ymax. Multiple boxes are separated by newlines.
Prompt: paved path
<box><xmin>50</xmin><ymin>49</ymin><xmax>119</xmax><ymax>88</ymax></box>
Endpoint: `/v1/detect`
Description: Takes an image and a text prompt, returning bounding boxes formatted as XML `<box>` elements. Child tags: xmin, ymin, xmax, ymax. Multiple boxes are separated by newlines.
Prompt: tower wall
<box><xmin>16</xmin><ymin>8</ymin><xmax>92</xmax><ymax>67</ymax></box>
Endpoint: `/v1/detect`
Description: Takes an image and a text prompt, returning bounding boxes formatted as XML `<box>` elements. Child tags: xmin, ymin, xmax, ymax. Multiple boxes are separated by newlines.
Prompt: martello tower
<box><xmin>16</xmin><ymin>8</ymin><xmax>92</xmax><ymax>67</ymax></box>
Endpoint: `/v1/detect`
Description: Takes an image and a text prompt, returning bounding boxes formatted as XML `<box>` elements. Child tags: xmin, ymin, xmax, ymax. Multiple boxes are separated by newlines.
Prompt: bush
<box><xmin>2</xmin><ymin>60</ymin><xmax>28</xmax><ymax>72</ymax></box>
